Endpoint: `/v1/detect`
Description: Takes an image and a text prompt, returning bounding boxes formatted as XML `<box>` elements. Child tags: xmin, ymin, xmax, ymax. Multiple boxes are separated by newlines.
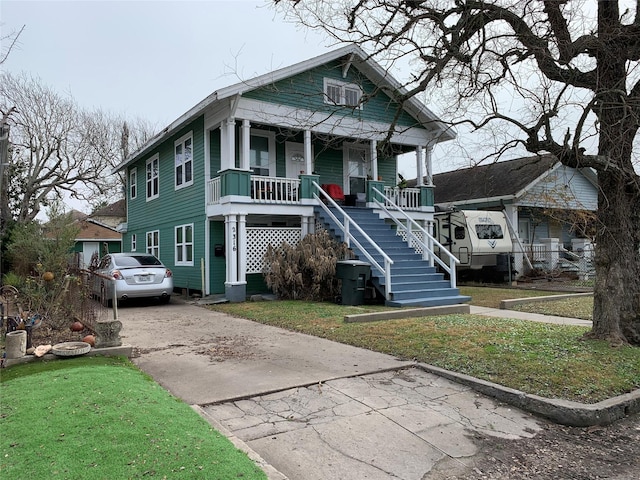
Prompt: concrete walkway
<box><xmin>120</xmin><ymin>299</ymin><xmax>552</xmax><ymax>480</ymax></box>
<box><xmin>469</xmin><ymin>305</ymin><xmax>593</xmax><ymax>326</ymax></box>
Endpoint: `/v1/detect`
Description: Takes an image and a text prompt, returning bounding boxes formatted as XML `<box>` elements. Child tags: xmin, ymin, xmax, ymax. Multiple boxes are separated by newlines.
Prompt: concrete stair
<box><xmin>315</xmin><ymin>206</ymin><xmax>470</xmax><ymax>307</ymax></box>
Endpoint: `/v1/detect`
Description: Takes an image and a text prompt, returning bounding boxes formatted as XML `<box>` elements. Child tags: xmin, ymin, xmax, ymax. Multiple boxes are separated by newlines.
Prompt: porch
<box><xmin>205</xmin><ymin>171</ymin><xmax>430</xmax><ymax>212</ymax></box>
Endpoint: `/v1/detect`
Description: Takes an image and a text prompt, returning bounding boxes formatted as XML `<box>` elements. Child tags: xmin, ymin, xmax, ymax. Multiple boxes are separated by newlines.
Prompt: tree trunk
<box><xmin>591</xmin><ymin>169</ymin><xmax>640</xmax><ymax>345</ymax></box>
<box><xmin>588</xmin><ymin>1</ymin><xmax>640</xmax><ymax>345</ymax></box>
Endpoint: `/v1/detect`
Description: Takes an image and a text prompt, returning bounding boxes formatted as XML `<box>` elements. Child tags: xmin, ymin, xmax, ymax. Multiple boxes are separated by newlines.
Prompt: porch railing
<box><xmin>251</xmin><ymin>176</ymin><xmax>300</xmax><ymax>204</ymax></box>
<box><xmin>372</xmin><ymin>186</ymin><xmax>460</xmax><ymax>289</ymax></box>
<box><xmin>206</xmin><ymin>175</ymin><xmax>300</xmax><ymax>205</ymax></box>
<box><xmin>207</xmin><ymin>177</ymin><xmax>221</xmax><ymax>205</ymax></box>
<box><xmin>383</xmin><ymin>186</ymin><xmax>420</xmax><ymax>210</ymax></box>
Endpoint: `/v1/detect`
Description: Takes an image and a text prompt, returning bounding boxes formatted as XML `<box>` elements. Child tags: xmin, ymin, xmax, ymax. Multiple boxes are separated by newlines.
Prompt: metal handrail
<box><xmin>312</xmin><ymin>181</ymin><xmax>394</xmax><ymax>300</ymax></box>
<box><xmin>371</xmin><ymin>186</ymin><xmax>459</xmax><ymax>289</ymax></box>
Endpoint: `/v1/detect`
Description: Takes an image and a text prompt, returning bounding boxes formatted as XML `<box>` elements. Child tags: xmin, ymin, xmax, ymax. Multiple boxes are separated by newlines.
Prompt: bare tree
<box><xmin>0</xmin><ymin>72</ymin><xmax>113</xmax><ymax>222</ymax></box>
<box><xmin>0</xmin><ymin>72</ymin><xmax>158</xmax><ymax>220</ymax></box>
<box><xmin>0</xmin><ymin>24</ymin><xmax>24</xmax><ymax>65</ymax></box>
<box><xmin>275</xmin><ymin>0</ymin><xmax>640</xmax><ymax>345</ymax></box>
<box><xmin>81</xmin><ymin>111</ymin><xmax>157</xmax><ymax>210</ymax></box>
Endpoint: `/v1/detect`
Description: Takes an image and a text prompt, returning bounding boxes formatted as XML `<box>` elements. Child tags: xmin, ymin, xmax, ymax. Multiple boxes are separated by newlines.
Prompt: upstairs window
<box><xmin>146</xmin><ymin>155</ymin><xmax>159</xmax><ymax>200</ymax></box>
<box><xmin>175</xmin><ymin>133</ymin><xmax>193</xmax><ymax>189</ymax></box>
<box><xmin>129</xmin><ymin>168</ymin><xmax>137</xmax><ymax>199</ymax></box>
<box><xmin>324</xmin><ymin>78</ymin><xmax>362</xmax><ymax>108</ymax></box>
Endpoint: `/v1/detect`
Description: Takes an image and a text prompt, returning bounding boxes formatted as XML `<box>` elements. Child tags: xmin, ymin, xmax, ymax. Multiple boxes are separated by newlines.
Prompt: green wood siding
<box><xmin>125</xmin><ymin>115</ymin><xmax>206</xmax><ymax>291</ymax></box>
<box><xmin>210</xmin><ymin>128</ymin><xmax>221</xmax><ymax>175</ymax></box>
<box><xmin>313</xmin><ymin>143</ymin><xmax>343</xmax><ymax>185</ymax></box>
<box><xmin>243</xmin><ymin>60</ymin><xmax>421</xmax><ymax>128</ymax></box>
<box><xmin>209</xmin><ymin>220</ymin><xmax>226</xmax><ymax>294</ymax></box>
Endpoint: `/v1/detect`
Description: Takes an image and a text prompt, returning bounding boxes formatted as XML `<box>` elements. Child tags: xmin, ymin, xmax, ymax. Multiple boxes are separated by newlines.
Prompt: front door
<box><xmin>285</xmin><ymin>142</ymin><xmax>307</xmax><ymax>179</ymax></box>
<box><xmin>344</xmin><ymin>144</ymin><xmax>370</xmax><ymax>195</ymax></box>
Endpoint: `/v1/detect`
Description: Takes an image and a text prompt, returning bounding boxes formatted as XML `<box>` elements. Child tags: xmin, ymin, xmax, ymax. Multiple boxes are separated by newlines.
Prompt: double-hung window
<box><xmin>323</xmin><ymin>78</ymin><xmax>362</xmax><ymax>108</ymax></box>
<box><xmin>129</xmin><ymin>168</ymin><xmax>137</xmax><ymax>199</ymax></box>
<box><xmin>146</xmin><ymin>230</ymin><xmax>159</xmax><ymax>257</ymax></box>
<box><xmin>175</xmin><ymin>224</ymin><xmax>194</xmax><ymax>266</ymax></box>
<box><xmin>175</xmin><ymin>133</ymin><xmax>193</xmax><ymax>189</ymax></box>
<box><xmin>146</xmin><ymin>155</ymin><xmax>159</xmax><ymax>200</ymax></box>
<box><xmin>131</xmin><ymin>234</ymin><xmax>137</xmax><ymax>252</ymax></box>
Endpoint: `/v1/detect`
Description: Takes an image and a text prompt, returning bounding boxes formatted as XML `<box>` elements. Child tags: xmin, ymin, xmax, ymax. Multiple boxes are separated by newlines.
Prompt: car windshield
<box><xmin>114</xmin><ymin>255</ymin><xmax>163</xmax><ymax>267</ymax></box>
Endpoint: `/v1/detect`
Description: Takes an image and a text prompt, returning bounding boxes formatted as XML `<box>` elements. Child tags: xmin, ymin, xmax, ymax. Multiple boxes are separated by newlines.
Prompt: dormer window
<box><xmin>324</xmin><ymin>78</ymin><xmax>362</xmax><ymax>108</ymax></box>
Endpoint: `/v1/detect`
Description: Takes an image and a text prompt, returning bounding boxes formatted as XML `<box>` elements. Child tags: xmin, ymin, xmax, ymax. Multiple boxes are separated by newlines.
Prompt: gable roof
<box><xmin>75</xmin><ymin>219</ymin><xmax>121</xmax><ymax>242</ymax></box>
<box><xmin>431</xmin><ymin>155</ymin><xmax>559</xmax><ymax>204</ymax></box>
<box><xmin>114</xmin><ymin>44</ymin><xmax>454</xmax><ymax>172</ymax></box>
<box><xmin>90</xmin><ymin>199</ymin><xmax>126</xmax><ymax>218</ymax></box>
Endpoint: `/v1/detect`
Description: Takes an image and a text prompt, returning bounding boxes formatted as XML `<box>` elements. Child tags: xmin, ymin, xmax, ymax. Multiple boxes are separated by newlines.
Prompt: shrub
<box><xmin>263</xmin><ymin>230</ymin><xmax>351</xmax><ymax>301</ymax></box>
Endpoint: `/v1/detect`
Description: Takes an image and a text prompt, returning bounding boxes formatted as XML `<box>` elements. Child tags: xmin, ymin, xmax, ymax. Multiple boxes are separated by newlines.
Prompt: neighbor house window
<box><xmin>129</xmin><ymin>168</ymin><xmax>137</xmax><ymax>199</ymax></box>
<box><xmin>146</xmin><ymin>155</ymin><xmax>159</xmax><ymax>200</ymax></box>
<box><xmin>131</xmin><ymin>234</ymin><xmax>137</xmax><ymax>252</ymax></box>
<box><xmin>175</xmin><ymin>224</ymin><xmax>194</xmax><ymax>266</ymax></box>
<box><xmin>323</xmin><ymin>78</ymin><xmax>362</xmax><ymax>108</ymax></box>
<box><xmin>146</xmin><ymin>230</ymin><xmax>159</xmax><ymax>257</ymax></box>
<box><xmin>175</xmin><ymin>132</ymin><xmax>193</xmax><ymax>189</ymax></box>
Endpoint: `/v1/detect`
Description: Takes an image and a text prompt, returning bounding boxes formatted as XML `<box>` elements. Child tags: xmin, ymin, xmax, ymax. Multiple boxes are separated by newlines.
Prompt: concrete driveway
<box><xmin>120</xmin><ymin>298</ymin><xmax>543</xmax><ymax>480</ymax></box>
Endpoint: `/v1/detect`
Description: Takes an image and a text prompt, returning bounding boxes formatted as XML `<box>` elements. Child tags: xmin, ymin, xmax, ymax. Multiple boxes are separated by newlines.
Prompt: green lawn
<box><xmin>0</xmin><ymin>356</ymin><xmax>267</xmax><ymax>480</ymax></box>
<box><xmin>208</xmin><ymin>291</ymin><xmax>639</xmax><ymax>404</ymax></box>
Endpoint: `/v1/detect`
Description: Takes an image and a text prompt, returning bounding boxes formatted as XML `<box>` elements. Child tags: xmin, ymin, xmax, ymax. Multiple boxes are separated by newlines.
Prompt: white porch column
<box><xmin>222</xmin><ymin>118</ymin><xmax>236</xmax><ymax>170</ymax></box>
<box><xmin>370</xmin><ymin>140</ymin><xmax>378</xmax><ymax>180</ymax></box>
<box><xmin>241</xmin><ymin>120</ymin><xmax>251</xmax><ymax>170</ymax></box>
<box><xmin>237</xmin><ymin>214</ymin><xmax>247</xmax><ymax>284</ymax></box>
<box><xmin>425</xmin><ymin>145</ymin><xmax>434</xmax><ymax>186</ymax></box>
<box><xmin>416</xmin><ymin>146</ymin><xmax>424</xmax><ymax>187</ymax></box>
<box><xmin>224</xmin><ymin>213</ymin><xmax>246</xmax><ymax>302</ymax></box>
<box><xmin>301</xmin><ymin>215</ymin><xmax>315</xmax><ymax>237</ymax></box>
<box><xmin>224</xmin><ymin>214</ymin><xmax>238</xmax><ymax>284</ymax></box>
<box><xmin>304</xmin><ymin>130</ymin><xmax>312</xmax><ymax>174</ymax></box>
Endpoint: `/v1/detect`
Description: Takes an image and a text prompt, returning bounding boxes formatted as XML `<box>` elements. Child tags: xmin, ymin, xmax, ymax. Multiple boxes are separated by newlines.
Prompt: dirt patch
<box><xmin>194</xmin><ymin>335</ymin><xmax>258</xmax><ymax>362</ymax></box>
<box><xmin>131</xmin><ymin>335</ymin><xmax>259</xmax><ymax>362</ymax></box>
<box><xmin>449</xmin><ymin>414</ymin><xmax>640</xmax><ymax>479</ymax></box>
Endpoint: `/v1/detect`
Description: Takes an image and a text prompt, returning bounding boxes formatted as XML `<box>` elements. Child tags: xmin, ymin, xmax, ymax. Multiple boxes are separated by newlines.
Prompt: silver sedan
<box><xmin>92</xmin><ymin>253</ymin><xmax>173</xmax><ymax>305</ymax></box>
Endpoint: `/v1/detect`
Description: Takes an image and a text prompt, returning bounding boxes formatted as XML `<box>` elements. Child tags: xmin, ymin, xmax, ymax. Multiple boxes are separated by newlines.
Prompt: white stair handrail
<box><xmin>371</xmin><ymin>186</ymin><xmax>459</xmax><ymax>289</ymax></box>
<box><xmin>313</xmin><ymin>182</ymin><xmax>394</xmax><ymax>299</ymax></box>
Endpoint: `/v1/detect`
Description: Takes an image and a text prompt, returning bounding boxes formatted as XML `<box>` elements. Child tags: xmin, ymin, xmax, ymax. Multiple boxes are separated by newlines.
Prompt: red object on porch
<box><xmin>321</xmin><ymin>184</ymin><xmax>345</xmax><ymax>202</ymax></box>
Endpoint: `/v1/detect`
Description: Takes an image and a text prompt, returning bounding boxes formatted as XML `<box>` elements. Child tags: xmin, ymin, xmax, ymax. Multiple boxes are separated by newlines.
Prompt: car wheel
<box><xmin>159</xmin><ymin>295</ymin><xmax>171</xmax><ymax>305</ymax></box>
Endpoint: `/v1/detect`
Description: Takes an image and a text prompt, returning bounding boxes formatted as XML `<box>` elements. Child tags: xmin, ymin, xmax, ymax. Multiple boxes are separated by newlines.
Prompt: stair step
<box><xmin>370</xmin><ymin>274</ymin><xmax>445</xmax><ymax>285</ymax></box>
<box><xmin>386</xmin><ymin>295</ymin><xmax>471</xmax><ymax>308</ymax></box>
<box><xmin>390</xmin><ymin>287</ymin><xmax>461</xmax><ymax>301</ymax></box>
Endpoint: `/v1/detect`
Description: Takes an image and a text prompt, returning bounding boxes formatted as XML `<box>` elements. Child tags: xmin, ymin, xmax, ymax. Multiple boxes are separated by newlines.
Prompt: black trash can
<box><xmin>335</xmin><ymin>260</ymin><xmax>371</xmax><ymax>305</ymax></box>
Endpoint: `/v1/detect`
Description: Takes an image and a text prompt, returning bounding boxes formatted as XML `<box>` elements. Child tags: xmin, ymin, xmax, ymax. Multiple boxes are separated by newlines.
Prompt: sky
<box><xmin>1</xmin><ymin>0</ymin><xmax>465</xmax><ymax>213</ymax></box>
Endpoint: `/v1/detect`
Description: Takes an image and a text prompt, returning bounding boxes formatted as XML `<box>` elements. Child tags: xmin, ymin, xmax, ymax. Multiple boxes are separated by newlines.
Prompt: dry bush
<box><xmin>263</xmin><ymin>230</ymin><xmax>352</xmax><ymax>301</ymax></box>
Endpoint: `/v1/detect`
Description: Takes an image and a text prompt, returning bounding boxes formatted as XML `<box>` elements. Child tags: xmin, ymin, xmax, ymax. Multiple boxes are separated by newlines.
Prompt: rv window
<box><xmin>476</xmin><ymin>224</ymin><xmax>504</xmax><ymax>239</ymax></box>
<box><xmin>454</xmin><ymin>226</ymin><xmax>466</xmax><ymax>239</ymax></box>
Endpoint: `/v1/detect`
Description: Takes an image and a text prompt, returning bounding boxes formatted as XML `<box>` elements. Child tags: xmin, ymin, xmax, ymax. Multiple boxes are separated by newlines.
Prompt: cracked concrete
<box><xmin>120</xmin><ymin>299</ymin><xmax>544</xmax><ymax>479</ymax></box>
<box><xmin>202</xmin><ymin>367</ymin><xmax>540</xmax><ymax>480</ymax></box>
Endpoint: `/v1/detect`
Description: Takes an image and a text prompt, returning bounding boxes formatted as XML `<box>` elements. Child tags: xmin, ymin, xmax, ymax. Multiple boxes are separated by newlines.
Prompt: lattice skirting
<box><xmin>246</xmin><ymin>227</ymin><xmax>302</xmax><ymax>274</ymax></box>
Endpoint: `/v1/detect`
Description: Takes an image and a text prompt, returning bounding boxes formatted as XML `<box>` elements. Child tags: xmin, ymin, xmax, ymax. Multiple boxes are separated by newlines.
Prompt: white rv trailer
<box><xmin>433</xmin><ymin>209</ymin><xmax>514</xmax><ymax>280</ymax></box>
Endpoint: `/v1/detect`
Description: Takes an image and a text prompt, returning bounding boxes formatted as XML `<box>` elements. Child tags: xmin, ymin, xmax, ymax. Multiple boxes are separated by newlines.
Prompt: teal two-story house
<box><xmin>114</xmin><ymin>45</ymin><xmax>468</xmax><ymax>306</ymax></box>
